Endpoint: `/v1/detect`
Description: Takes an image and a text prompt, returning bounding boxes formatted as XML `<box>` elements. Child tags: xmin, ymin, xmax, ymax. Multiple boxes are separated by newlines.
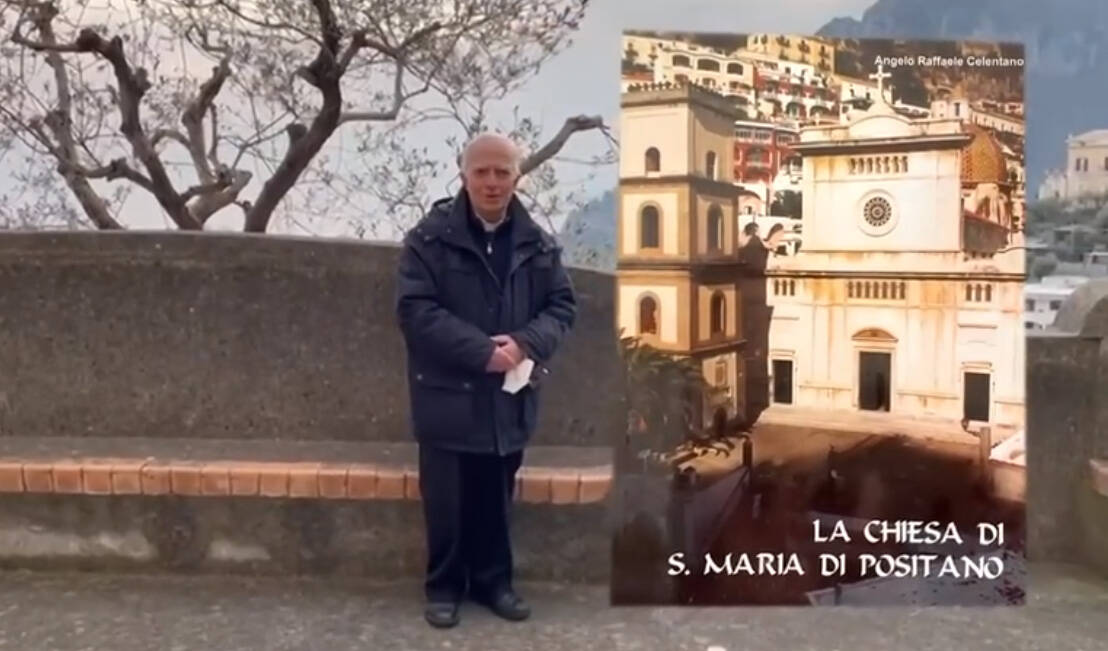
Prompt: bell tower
<box><xmin>617</xmin><ymin>80</ymin><xmax>750</xmax><ymax>423</ymax></box>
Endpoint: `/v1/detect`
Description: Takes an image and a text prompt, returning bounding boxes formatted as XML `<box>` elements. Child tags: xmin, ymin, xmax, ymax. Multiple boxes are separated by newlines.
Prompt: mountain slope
<box><xmin>559</xmin><ymin>189</ymin><xmax>616</xmax><ymax>270</ymax></box>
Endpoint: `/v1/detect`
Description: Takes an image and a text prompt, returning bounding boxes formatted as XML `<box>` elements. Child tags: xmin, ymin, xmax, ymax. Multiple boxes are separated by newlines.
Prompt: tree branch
<box><xmin>9</xmin><ymin>3</ymin><xmax>123</xmax><ymax>230</ymax></box>
<box><xmin>337</xmin><ymin>30</ymin><xmax>368</xmax><ymax>73</ymax></box>
<box><xmin>16</xmin><ymin>23</ymin><xmax>199</xmax><ymax>229</ymax></box>
<box><xmin>212</xmin><ymin>0</ymin><xmax>320</xmax><ymax>44</ymax></box>
<box><xmin>520</xmin><ymin>115</ymin><xmax>606</xmax><ymax>176</ymax></box>
<box><xmin>180</xmin><ymin>180</ymin><xmax>230</xmax><ymax>204</ymax></box>
<box><xmin>181</xmin><ymin>53</ymin><xmax>232</xmax><ymax>185</ymax></box>
<box><xmin>151</xmin><ymin>128</ymin><xmax>191</xmax><ymax>149</ymax></box>
<box><xmin>80</xmin><ymin>158</ymin><xmax>158</xmax><ymax>195</ymax></box>
<box><xmin>189</xmin><ymin>168</ymin><xmax>253</xmax><ymax>223</ymax></box>
<box><xmin>208</xmin><ymin>105</ymin><xmax>221</xmax><ymax>169</ymax></box>
<box><xmin>339</xmin><ymin>57</ymin><xmax>408</xmax><ymax>124</ymax></box>
<box><xmin>337</xmin><ymin>22</ymin><xmax>445</xmax><ymax>125</ymax></box>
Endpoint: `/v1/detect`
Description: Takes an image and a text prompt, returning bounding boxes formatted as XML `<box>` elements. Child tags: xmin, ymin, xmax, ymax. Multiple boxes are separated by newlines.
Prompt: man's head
<box><xmin>459</xmin><ymin>132</ymin><xmax>522</xmax><ymax>221</ymax></box>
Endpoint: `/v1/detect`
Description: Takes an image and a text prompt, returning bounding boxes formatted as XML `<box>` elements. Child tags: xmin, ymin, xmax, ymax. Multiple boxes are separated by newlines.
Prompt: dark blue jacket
<box><xmin>395</xmin><ymin>190</ymin><xmax>577</xmax><ymax>454</ymax></box>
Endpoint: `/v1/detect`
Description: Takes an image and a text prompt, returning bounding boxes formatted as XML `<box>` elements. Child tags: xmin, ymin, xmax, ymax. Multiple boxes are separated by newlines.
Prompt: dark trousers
<box><xmin>418</xmin><ymin>444</ymin><xmax>523</xmax><ymax>603</ymax></box>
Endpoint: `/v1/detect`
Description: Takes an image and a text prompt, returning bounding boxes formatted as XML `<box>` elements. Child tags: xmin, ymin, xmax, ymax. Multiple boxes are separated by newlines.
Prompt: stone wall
<box><xmin>1027</xmin><ymin>279</ymin><xmax>1108</xmax><ymax>566</ymax></box>
<box><xmin>0</xmin><ymin>232</ymin><xmax>621</xmax><ymax>447</ymax></box>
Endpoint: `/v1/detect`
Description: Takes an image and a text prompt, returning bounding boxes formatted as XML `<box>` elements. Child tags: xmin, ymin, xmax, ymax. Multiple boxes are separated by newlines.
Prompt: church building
<box><xmin>616</xmin><ymin>81</ymin><xmax>756</xmax><ymax>425</ymax></box>
<box><xmin>764</xmin><ymin>65</ymin><xmax>1025</xmax><ymax>430</ymax></box>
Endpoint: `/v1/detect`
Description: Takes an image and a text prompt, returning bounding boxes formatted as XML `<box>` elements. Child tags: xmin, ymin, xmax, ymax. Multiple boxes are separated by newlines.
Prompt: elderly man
<box><xmin>395</xmin><ymin>133</ymin><xmax>577</xmax><ymax>628</ymax></box>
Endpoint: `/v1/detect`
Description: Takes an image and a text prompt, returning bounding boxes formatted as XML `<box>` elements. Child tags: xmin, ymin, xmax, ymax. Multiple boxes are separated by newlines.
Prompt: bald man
<box><xmin>395</xmin><ymin>133</ymin><xmax>577</xmax><ymax>628</ymax></box>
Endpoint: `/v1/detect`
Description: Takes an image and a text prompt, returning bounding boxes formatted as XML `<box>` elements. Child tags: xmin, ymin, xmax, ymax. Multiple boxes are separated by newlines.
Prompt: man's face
<box><xmin>461</xmin><ymin>142</ymin><xmax>519</xmax><ymax>219</ymax></box>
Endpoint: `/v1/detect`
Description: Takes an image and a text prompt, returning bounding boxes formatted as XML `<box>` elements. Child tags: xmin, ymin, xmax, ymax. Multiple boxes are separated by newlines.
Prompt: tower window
<box><xmin>645</xmin><ymin>147</ymin><xmax>660</xmax><ymax>173</ymax></box>
<box><xmin>707</xmin><ymin>203</ymin><xmax>724</xmax><ymax>252</ymax></box>
<box><xmin>639</xmin><ymin>296</ymin><xmax>658</xmax><ymax>335</ymax></box>
<box><xmin>710</xmin><ymin>292</ymin><xmax>726</xmax><ymax>336</ymax></box>
<box><xmin>640</xmin><ymin>205</ymin><xmax>660</xmax><ymax>249</ymax></box>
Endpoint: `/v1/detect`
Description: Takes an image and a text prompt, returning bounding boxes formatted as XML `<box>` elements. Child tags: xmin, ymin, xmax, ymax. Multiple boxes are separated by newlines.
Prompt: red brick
<box><xmin>258</xmin><ymin>464</ymin><xmax>289</xmax><ymax>497</ymax></box>
<box><xmin>549</xmin><ymin>471</ymin><xmax>580</xmax><ymax>505</ymax></box>
<box><xmin>53</xmin><ymin>461</ymin><xmax>85</xmax><ymax>494</ymax></box>
<box><xmin>403</xmin><ymin>469</ymin><xmax>421</xmax><ymax>500</ymax></box>
<box><xmin>578</xmin><ymin>466</ymin><xmax>612</xmax><ymax>503</ymax></box>
<box><xmin>22</xmin><ymin>462</ymin><xmax>54</xmax><ymax>493</ymax></box>
<box><xmin>519</xmin><ymin>470</ymin><xmax>552</xmax><ymax>503</ymax></box>
<box><xmin>82</xmin><ymin>460</ymin><xmax>115</xmax><ymax>495</ymax></box>
<box><xmin>169</xmin><ymin>463</ymin><xmax>203</xmax><ymax>496</ymax></box>
<box><xmin>200</xmin><ymin>465</ymin><xmax>232</xmax><ymax>496</ymax></box>
<box><xmin>376</xmin><ymin>467</ymin><xmax>405</xmax><ymax>500</ymax></box>
<box><xmin>0</xmin><ymin>461</ymin><xmax>24</xmax><ymax>492</ymax></box>
<box><xmin>140</xmin><ymin>464</ymin><xmax>172</xmax><ymax>495</ymax></box>
<box><xmin>228</xmin><ymin>467</ymin><xmax>260</xmax><ymax>496</ymax></box>
<box><xmin>347</xmin><ymin>466</ymin><xmax>377</xmax><ymax>499</ymax></box>
<box><xmin>288</xmin><ymin>464</ymin><xmax>321</xmax><ymax>498</ymax></box>
<box><xmin>111</xmin><ymin>460</ymin><xmax>146</xmax><ymax>495</ymax></box>
<box><xmin>318</xmin><ymin>466</ymin><xmax>349</xmax><ymax>499</ymax></box>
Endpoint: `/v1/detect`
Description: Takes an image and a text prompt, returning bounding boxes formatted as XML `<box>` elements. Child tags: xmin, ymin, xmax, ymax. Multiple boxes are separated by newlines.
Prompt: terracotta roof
<box><xmin>961</xmin><ymin>124</ymin><xmax>1009</xmax><ymax>185</ymax></box>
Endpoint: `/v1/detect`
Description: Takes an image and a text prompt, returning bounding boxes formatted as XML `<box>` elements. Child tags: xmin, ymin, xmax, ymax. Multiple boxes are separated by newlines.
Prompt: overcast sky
<box><xmin>0</xmin><ymin>0</ymin><xmax>875</xmax><ymax>236</ymax></box>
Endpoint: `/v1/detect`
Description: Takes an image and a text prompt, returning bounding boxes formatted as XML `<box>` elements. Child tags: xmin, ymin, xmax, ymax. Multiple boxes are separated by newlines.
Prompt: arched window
<box><xmin>697</xmin><ymin>59</ymin><xmax>720</xmax><ymax>72</ymax></box>
<box><xmin>727</xmin><ymin>63</ymin><xmax>743</xmax><ymax>75</ymax></box>
<box><xmin>707</xmin><ymin>203</ymin><xmax>723</xmax><ymax>251</ymax></box>
<box><xmin>645</xmin><ymin>147</ymin><xmax>660</xmax><ymax>172</ymax></box>
<box><xmin>640</xmin><ymin>205</ymin><xmax>660</xmax><ymax>249</ymax></box>
<box><xmin>673</xmin><ymin>55</ymin><xmax>691</xmax><ymax>67</ymax></box>
<box><xmin>705</xmin><ymin>151</ymin><xmax>717</xmax><ymax>180</ymax></box>
<box><xmin>710</xmin><ymin>292</ymin><xmax>726</xmax><ymax>336</ymax></box>
<box><xmin>639</xmin><ymin>296</ymin><xmax>658</xmax><ymax>335</ymax></box>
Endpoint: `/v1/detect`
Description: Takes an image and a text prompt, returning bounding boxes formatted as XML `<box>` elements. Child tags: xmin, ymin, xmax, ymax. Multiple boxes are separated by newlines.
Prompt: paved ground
<box><xmin>0</xmin><ymin>563</ymin><xmax>1105</xmax><ymax>650</ymax></box>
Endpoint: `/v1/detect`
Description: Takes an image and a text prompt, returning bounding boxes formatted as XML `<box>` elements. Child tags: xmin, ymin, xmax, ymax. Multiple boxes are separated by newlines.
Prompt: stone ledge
<box><xmin>1091</xmin><ymin>459</ymin><xmax>1108</xmax><ymax>498</ymax></box>
<box><xmin>0</xmin><ymin>439</ymin><xmax>612</xmax><ymax>505</ymax></box>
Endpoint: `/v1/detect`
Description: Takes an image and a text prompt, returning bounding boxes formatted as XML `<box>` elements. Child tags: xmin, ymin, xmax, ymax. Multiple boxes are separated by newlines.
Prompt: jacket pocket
<box><xmin>519</xmin><ymin>385</ymin><xmax>539</xmax><ymax>432</ymax></box>
<box><xmin>411</xmin><ymin>372</ymin><xmax>477</xmax><ymax>442</ymax></box>
<box><xmin>443</xmin><ymin>255</ymin><xmax>488</xmax><ymax>321</ymax></box>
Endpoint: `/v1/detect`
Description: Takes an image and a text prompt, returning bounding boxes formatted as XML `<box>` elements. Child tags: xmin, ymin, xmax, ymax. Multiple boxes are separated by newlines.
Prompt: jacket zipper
<box><xmin>445</xmin><ymin>237</ymin><xmax>543</xmax><ymax>455</ymax></box>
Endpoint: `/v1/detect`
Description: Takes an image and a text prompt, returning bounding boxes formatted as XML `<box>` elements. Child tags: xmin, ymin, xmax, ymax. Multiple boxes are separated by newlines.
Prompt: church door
<box><xmin>963</xmin><ymin>372</ymin><xmax>990</xmax><ymax>422</ymax></box>
<box><xmin>772</xmin><ymin>359</ymin><xmax>793</xmax><ymax>404</ymax></box>
<box><xmin>858</xmin><ymin>352</ymin><xmax>891</xmax><ymax>411</ymax></box>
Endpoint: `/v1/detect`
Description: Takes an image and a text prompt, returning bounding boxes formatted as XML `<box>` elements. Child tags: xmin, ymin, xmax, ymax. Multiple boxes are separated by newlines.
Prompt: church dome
<box><xmin>961</xmin><ymin>124</ymin><xmax>1009</xmax><ymax>186</ymax></box>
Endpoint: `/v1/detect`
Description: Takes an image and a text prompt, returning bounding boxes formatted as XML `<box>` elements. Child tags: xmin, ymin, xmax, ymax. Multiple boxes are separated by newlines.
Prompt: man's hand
<box><xmin>485</xmin><ymin>345</ymin><xmax>516</xmax><ymax>373</ymax></box>
<box><xmin>491</xmin><ymin>334</ymin><xmax>525</xmax><ymax>366</ymax></box>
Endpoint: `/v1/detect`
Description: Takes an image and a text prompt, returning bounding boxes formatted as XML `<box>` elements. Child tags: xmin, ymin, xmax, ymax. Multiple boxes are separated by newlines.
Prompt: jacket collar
<box><xmin>439</xmin><ymin>189</ymin><xmax>548</xmax><ymax>253</ymax></box>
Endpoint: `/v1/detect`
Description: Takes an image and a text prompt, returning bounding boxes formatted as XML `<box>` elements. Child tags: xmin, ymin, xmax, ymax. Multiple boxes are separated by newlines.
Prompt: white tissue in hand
<box><xmin>501</xmin><ymin>358</ymin><xmax>534</xmax><ymax>394</ymax></box>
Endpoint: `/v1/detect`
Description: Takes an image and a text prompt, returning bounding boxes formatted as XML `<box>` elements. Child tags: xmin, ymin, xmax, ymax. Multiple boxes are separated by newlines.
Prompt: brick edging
<box><xmin>0</xmin><ymin>458</ymin><xmax>611</xmax><ymax>505</ymax></box>
<box><xmin>1091</xmin><ymin>459</ymin><xmax>1108</xmax><ymax>498</ymax></box>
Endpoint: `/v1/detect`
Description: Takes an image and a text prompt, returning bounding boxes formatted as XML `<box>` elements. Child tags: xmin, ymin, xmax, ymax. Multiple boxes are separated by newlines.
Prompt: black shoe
<box><xmin>424</xmin><ymin>602</ymin><xmax>460</xmax><ymax>629</ymax></box>
<box><xmin>481</xmin><ymin>589</ymin><xmax>531</xmax><ymax>622</ymax></box>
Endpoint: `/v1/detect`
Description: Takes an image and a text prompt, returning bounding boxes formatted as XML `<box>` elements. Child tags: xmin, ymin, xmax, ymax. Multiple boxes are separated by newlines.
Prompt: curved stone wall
<box><xmin>0</xmin><ymin>232</ymin><xmax>621</xmax><ymax>447</ymax></box>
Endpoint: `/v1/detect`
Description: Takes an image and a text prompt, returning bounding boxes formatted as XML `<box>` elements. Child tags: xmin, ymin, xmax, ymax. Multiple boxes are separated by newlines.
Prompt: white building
<box><xmin>764</xmin><ymin>66</ymin><xmax>1025</xmax><ymax>429</ymax></box>
<box><xmin>1037</xmin><ymin>129</ymin><xmax>1108</xmax><ymax>200</ymax></box>
<box><xmin>1024</xmin><ymin>276</ymin><xmax>1085</xmax><ymax>330</ymax></box>
<box><xmin>929</xmin><ymin>99</ymin><xmax>1025</xmax><ymax>136</ymax></box>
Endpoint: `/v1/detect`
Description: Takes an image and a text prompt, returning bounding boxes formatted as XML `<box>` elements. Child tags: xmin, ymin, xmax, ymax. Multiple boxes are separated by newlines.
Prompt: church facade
<box><xmin>764</xmin><ymin>68</ymin><xmax>1025</xmax><ymax>430</ymax></box>
<box><xmin>616</xmin><ymin>82</ymin><xmax>758</xmax><ymax>425</ymax></box>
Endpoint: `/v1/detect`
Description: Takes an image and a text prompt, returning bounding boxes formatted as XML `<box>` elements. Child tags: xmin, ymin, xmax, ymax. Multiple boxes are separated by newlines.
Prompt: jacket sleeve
<box><xmin>396</xmin><ymin>238</ymin><xmax>496</xmax><ymax>374</ymax></box>
<box><xmin>510</xmin><ymin>248</ymin><xmax>577</xmax><ymax>364</ymax></box>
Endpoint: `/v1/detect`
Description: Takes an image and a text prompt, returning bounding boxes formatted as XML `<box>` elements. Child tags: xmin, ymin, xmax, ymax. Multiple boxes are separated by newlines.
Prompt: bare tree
<box><xmin>0</xmin><ymin>0</ymin><xmax>613</xmax><ymax>234</ymax></box>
